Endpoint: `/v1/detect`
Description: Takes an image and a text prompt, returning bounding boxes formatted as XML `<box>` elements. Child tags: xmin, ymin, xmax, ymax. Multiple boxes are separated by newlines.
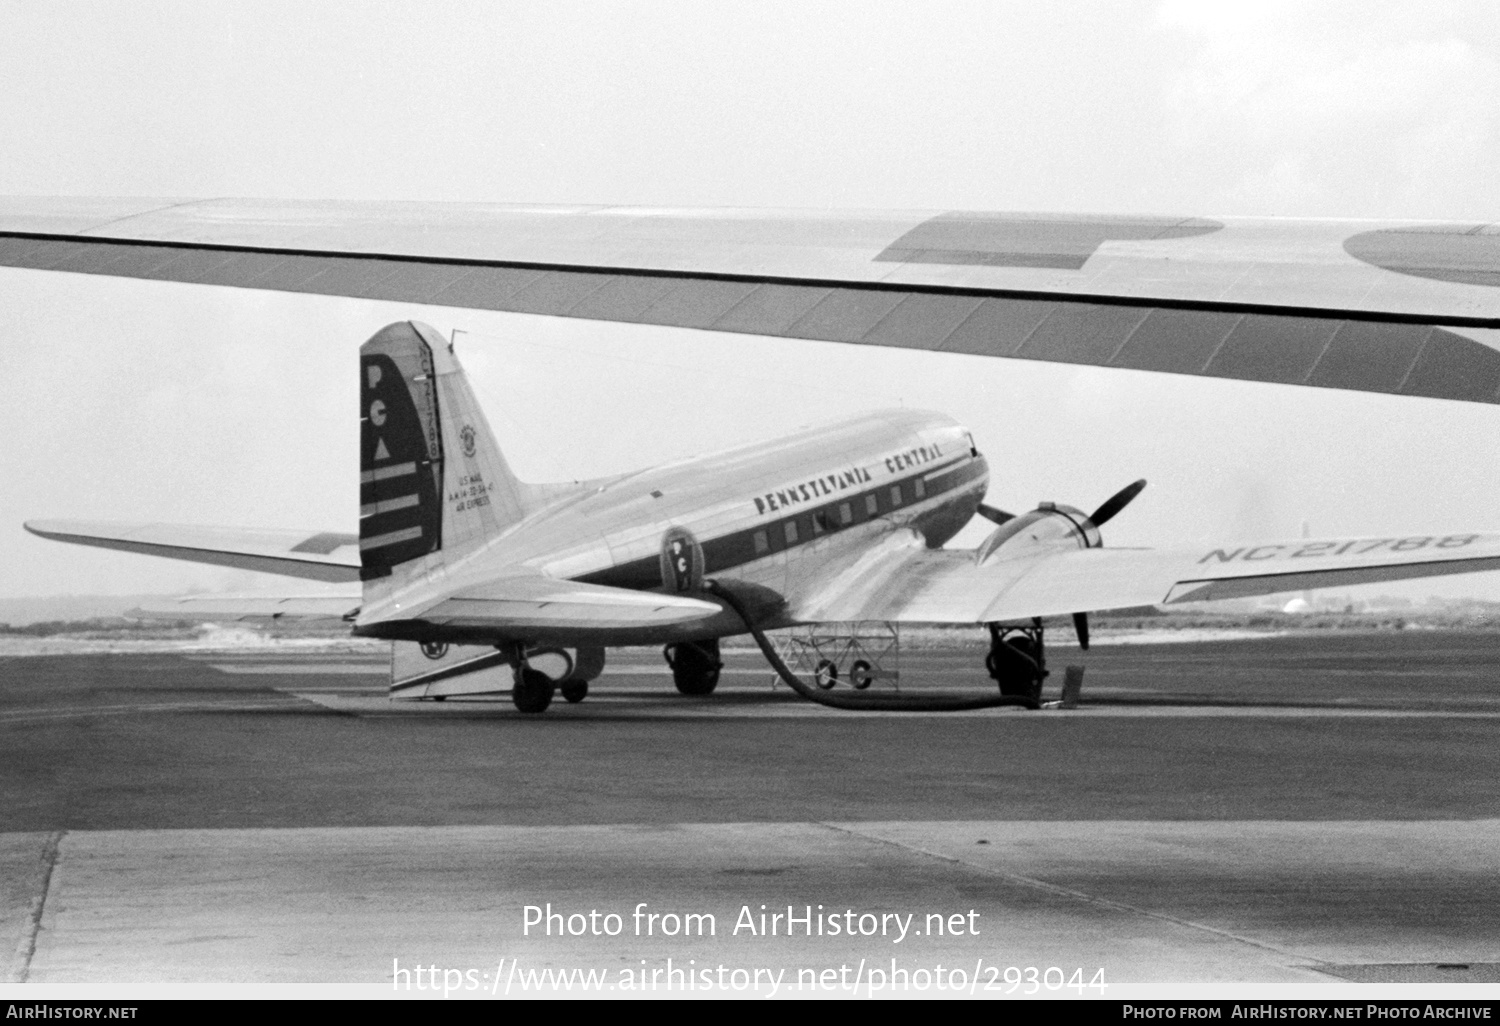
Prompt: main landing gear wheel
<box><xmin>560</xmin><ymin>679</ymin><xmax>589</xmax><ymax>704</ymax></box>
<box><xmin>986</xmin><ymin>621</ymin><xmax>1048</xmax><ymax>710</ymax></box>
<box><xmin>664</xmin><ymin>639</ymin><xmax>723</xmax><ymax>696</ymax></box>
<box><xmin>512</xmin><ymin>666</ymin><xmax>555</xmax><ymax>714</ymax></box>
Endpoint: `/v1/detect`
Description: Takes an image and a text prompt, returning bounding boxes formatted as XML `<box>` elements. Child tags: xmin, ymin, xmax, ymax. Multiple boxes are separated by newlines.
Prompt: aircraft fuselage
<box><xmin>356</xmin><ymin>408</ymin><xmax>989</xmax><ymax>646</ymax></box>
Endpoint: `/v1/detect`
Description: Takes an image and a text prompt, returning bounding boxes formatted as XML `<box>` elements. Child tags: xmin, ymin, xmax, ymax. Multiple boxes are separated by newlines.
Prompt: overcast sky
<box><xmin>2</xmin><ymin>0</ymin><xmax>1498</xmax><ymax>599</ymax></box>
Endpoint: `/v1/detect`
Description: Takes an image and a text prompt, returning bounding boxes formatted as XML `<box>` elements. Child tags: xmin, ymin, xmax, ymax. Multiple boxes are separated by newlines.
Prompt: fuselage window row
<box><xmin>580</xmin><ymin>457</ymin><xmax>983</xmax><ymax>591</ymax></box>
<box><xmin>706</xmin><ymin>458</ymin><xmax>978</xmax><ymax>569</ymax></box>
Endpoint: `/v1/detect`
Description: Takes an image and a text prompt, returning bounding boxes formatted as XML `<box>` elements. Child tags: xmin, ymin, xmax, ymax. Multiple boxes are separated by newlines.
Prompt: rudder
<box><xmin>360</xmin><ymin>323</ymin><xmax>444</xmax><ymax>575</ymax></box>
<box><xmin>359</xmin><ymin>321</ymin><xmax>530</xmax><ymax>585</ymax></box>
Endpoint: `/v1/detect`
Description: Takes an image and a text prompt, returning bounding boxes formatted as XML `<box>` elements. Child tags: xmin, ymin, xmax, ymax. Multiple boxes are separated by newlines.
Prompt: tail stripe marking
<box><xmin>360</xmin><ymin>526</ymin><xmax>424</xmax><ymax>551</ymax></box>
<box><xmin>359</xmin><ymin>462</ymin><xmax>416</xmax><ymax>485</ymax></box>
<box><xmin>360</xmin><ymin>494</ymin><xmax>421</xmax><ymax>518</ymax></box>
<box><xmin>359</xmin><ymin>336</ymin><xmax>442</xmax><ymax>570</ymax></box>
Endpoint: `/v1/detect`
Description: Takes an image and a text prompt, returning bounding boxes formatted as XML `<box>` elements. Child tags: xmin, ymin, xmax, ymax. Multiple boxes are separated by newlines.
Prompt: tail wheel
<box><xmin>814</xmin><ymin>659</ymin><xmax>838</xmax><ymax>690</ymax></box>
<box><xmin>849</xmin><ymin>659</ymin><xmax>873</xmax><ymax>690</ymax></box>
<box><xmin>560</xmin><ymin>680</ymin><xmax>588</xmax><ymax>704</ymax></box>
<box><xmin>512</xmin><ymin>666</ymin><xmax>555</xmax><ymax>713</ymax></box>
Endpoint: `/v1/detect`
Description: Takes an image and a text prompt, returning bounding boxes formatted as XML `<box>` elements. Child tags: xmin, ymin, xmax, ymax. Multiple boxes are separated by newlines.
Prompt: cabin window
<box><xmin>914</xmin><ymin>478</ymin><xmax>926</xmax><ymax>499</ymax></box>
<box><xmin>839</xmin><ymin>502</ymin><xmax>853</xmax><ymax>525</ymax></box>
<box><xmin>890</xmin><ymin>485</ymin><xmax>903</xmax><ymax>507</ymax></box>
<box><xmin>753</xmin><ymin>530</ymin><xmax>769</xmax><ymax>555</ymax></box>
<box><xmin>865</xmin><ymin>494</ymin><xmax>879</xmax><ymax>516</ymax></box>
<box><xmin>812</xmin><ymin>511</ymin><xmax>831</xmax><ymax>534</ymax></box>
<box><xmin>784</xmin><ymin>520</ymin><xmax>799</xmax><ymax>544</ymax></box>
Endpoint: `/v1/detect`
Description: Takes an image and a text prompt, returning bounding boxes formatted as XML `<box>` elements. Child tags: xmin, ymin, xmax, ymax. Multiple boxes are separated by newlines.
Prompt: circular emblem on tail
<box><xmin>420</xmin><ymin>641</ymin><xmax>450</xmax><ymax>660</ymax></box>
<box><xmin>460</xmin><ymin>424</ymin><xmax>477</xmax><ymax>457</ymax></box>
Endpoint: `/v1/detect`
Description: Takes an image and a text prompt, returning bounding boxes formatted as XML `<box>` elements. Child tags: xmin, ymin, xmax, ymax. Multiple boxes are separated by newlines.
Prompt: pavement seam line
<box><xmin>9</xmin><ymin>830</ymin><xmax>64</xmax><ymax>984</ymax></box>
<box><xmin>818</xmin><ymin>822</ymin><xmax>1330</xmax><ymax>969</ymax></box>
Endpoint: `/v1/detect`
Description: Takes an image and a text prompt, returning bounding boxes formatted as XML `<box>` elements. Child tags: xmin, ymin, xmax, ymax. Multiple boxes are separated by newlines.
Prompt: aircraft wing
<box><xmin>2</xmin><ymin>199</ymin><xmax>1499</xmax><ymax>406</ymax></box>
<box><xmin>23</xmin><ymin>519</ymin><xmax>361</xmax><ymax>583</ymax></box>
<box><xmin>790</xmin><ymin>529</ymin><xmax>1500</xmax><ymax>624</ymax></box>
<box><xmin>359</xmin><ymin>572</ymin><xmax>724</xmax><ymax>639</ymax></box>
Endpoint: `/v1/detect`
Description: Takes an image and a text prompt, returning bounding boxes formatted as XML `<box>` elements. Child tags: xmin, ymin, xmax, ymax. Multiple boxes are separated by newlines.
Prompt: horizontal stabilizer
<box><xmin>130</xmin><ymin>592</ymin><xmax>361</xmax><ymax>623</ymax></box>
<box><xmin>24</xmin><ymin>520</ymin><xmax>361</xmax><ymax>583</ymax></box>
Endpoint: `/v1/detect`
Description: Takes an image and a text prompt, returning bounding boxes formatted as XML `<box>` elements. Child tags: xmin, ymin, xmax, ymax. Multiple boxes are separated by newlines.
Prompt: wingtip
<box><xmin>22</xmin><ymin>519</ymin><xmax>88</xmax><ymax>541</ymax></box>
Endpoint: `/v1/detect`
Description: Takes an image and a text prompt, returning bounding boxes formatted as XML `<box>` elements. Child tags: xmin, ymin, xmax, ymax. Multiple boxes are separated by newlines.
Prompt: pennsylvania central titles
<box><xmin>751</xmin><ymin>442</ymin><xmax>948</xmax><ymax>516</ymax></box>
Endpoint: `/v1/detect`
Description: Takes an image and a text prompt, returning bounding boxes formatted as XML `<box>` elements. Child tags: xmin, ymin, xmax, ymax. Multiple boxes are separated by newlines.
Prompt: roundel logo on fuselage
<box><xmin>460</xmin><ymin>424</ymin><xmax>477</xmax><ymax>457</ymax></box>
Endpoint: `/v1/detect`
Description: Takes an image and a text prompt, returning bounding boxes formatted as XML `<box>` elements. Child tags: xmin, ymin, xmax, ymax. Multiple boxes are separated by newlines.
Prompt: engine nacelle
<box><xmin>975</xmin><ymin>502</ymin><xmax>1101</xmax><ymax>566</ymax></box>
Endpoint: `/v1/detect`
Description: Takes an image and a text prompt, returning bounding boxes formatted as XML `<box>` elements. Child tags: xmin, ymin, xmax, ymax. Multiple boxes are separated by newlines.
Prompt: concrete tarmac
<box><xmin>3</xmin><ymin>630</ymin><xmax>1500</xmax><ymax>990</ymax></box>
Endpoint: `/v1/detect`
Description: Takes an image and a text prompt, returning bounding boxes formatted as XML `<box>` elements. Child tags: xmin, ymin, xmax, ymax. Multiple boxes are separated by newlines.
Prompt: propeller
<box><xmin>1088</xmin><ymin>478</ymin><xmax>1147</xmax><ymax>528</ymax></box>
<box><xmin>1073</xmin><ymin>479</ymin><xmax>1146</xmax><ymax>651</ymax></box>
<box><xmin>1072</xmin><ymin>612</ymin><xmax>1090</xmax><ymax>651</ymax></box>
<box><xmin>979</xmin><ymin>480</ymin><xmax>1146</xmax><ymax>650</ymax></box>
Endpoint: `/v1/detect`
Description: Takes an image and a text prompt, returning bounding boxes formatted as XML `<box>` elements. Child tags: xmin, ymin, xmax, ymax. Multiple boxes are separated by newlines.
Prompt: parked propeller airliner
<box><xmin>25</xmin><ymin>320</ymin><xmax>1500</xmax><ymax>712</ymax></box>
<box><xmin>11</xmin><ymin>199</ymin><xmax>1500</xmax><ymax>711</ymax></box>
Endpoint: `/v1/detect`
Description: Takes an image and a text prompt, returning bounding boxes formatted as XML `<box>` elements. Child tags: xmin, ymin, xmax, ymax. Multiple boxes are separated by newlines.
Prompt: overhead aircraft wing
<box><xmin>131</xmin><ymin>591</ymin><xmax>361</xmax><ymax>623</ymax></box>
<box><xmin>2</xmin><ymin>199</ymin><xmax>1499</xmax><ymax>405</ymax></box>
<box><xmin>23</xmin><ymin>519</ymin><xmax>361</xmax><ymax>583</ymax></box>
<box><xmin>789</xmin><ymin>529</ymin><xmax>1500</xmax><ymax>625</ymax></box>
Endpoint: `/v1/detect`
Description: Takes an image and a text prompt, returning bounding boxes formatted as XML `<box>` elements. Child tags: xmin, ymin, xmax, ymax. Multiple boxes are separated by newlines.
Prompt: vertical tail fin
<box><xmin>359</xmin><ymin>321</ymin><xmax>529</xmax><ymax>592</ymax></box>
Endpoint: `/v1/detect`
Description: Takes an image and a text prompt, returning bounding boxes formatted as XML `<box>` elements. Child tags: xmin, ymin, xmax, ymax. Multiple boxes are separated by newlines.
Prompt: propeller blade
<box><xmin>1072</xmin><ymin>611</ymin><xmax>1090</xmax><ymax>651</ymax></box>
<box><xmin>977</xmin><ymin>504</ymin><xmax>1014</xmax><ymax>525</ymax></box>
<box><xmin>1089</xmin><ymin>479</ymin><xmax>1147</xmax><ymax>528</ymax></box>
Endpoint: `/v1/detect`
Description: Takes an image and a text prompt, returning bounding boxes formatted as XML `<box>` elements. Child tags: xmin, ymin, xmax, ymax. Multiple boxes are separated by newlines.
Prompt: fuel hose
<box><xmin>704</xmin><ymin>579</ymin><xmax>1039</xmax><ymax>712</ymax></box>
